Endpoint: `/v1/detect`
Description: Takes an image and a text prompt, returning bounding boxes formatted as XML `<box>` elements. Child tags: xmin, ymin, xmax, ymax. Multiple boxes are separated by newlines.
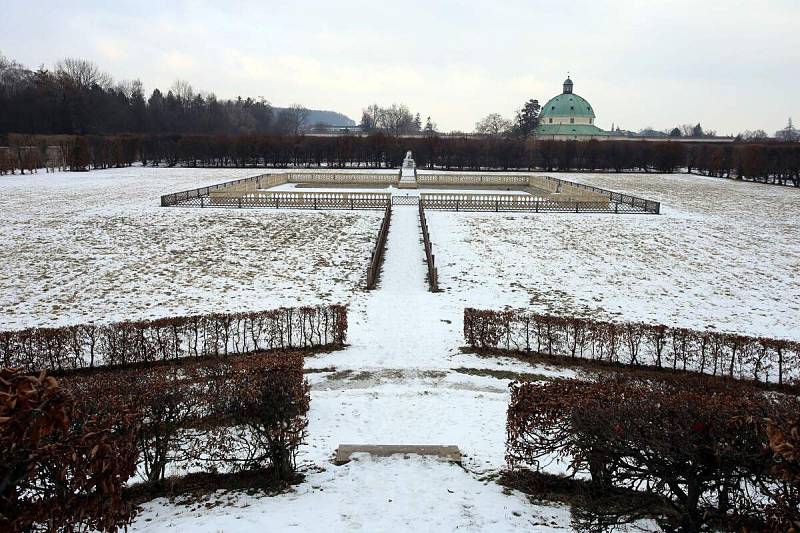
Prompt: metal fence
<box><xmin>160</xmin><ymin>173</ymin><xmax>276</xmax><ymax>207</ymax></box>
<box><xmin>392</xmin><ymin>195</ymin><xmax>420</xmax><ymax>206</ymax></box>
<box><xmin>536</xmin><ymin>175</ymin><xmax>661</xmax><ymax>214</ymax></box>
<box><xmin>366</xmin><ymin>204</ymin><xmax>392</xmax><ymax>290</ymax></box>
<box><xmin>419</xmin><ymin>203</ymin><xmax>439</xmax><ymax>292</ymax></box>
<box><xmin>419</xmin><ymin>193</ymin><xmax>656</xmax><ymax>214</ymax></box>
<box><xmin>161</xmin><ymin>172</ymin><xmax>659</xmax><ymax>214</ymax></box>
<box><xmin>166</xmin><ymin>190</ymin><xmax>391</xmax><ymax>210</ymax></box>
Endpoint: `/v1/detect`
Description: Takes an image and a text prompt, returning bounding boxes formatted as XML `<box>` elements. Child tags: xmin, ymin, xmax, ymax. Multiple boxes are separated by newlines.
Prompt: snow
<box><xmin>3</xmin><ymin>167</ymin><xmax>796</xmax><ymax>531</ymax></box>
<box><xmin>269</xmin><ymin>182</ymin><xmax>536</xmax><ymax>196</ymax></box>
<box><xmin>0</xmin><ymin>167</ymin><xmax>381</xmax><ymax>329</ymax></box>
<box><xmin>426</xmin><ymin>172</ymin><xmax>800</xmax><ymax>340</ymax></box>
<box><xmin>131</xmin><ymin>456</ymin><xmax>574</xmax><ymax>532</ymax></box>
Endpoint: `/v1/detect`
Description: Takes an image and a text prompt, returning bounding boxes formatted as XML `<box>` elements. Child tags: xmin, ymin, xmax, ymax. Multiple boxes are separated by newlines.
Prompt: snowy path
<box><xmin>344</xmin><ymin>205</ymin><xmax>457</xmax><ymax>368</ymax></box>
<box><xmin>133</xmin><ymin>205</ymin><xmax>579</xmax><ymax>531</ymax></box>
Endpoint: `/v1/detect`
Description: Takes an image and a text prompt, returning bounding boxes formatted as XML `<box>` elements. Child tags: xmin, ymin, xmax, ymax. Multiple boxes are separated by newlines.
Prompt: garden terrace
<box><xmin>161</xmin><ymin>169</ymin><xmax>660</xmax><ymax>214</ymax></box>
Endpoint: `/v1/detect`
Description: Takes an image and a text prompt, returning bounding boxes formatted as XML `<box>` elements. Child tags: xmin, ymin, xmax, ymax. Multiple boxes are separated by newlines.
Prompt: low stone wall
<box><xmin>415</xmin><ymin>173</ymin><xmax>608</xmax><ymax>202</ymax></box>
<box><xmin>287</xmin><ymin>172</ymin><xmax>398</xmax><ymax>185</ymax></box>
<box><xmin>415</xmin><ymin>173</ymin><xmax>531</xmax><ymax>187</ymax></box>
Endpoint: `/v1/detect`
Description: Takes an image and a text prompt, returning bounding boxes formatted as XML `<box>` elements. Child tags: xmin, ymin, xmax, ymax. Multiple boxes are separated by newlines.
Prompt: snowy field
<box><xmin>427</xmin><ymin>172</ymin><xmax>800</xmax><ymax>340</ymax></box>
<box><xmin>0</xmin><ymin>167</ymin><xmax>381</xmax><ymax>329</ymax></box>
<box><xmin>3</xmin><ymin>167</ymin><xmax>795</xmax><ymax>531</ymax></box>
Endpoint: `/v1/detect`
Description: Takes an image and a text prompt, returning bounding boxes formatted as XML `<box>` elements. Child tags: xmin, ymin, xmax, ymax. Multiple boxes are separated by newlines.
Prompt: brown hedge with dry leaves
<box><xmin>464</xmin><ymin>308</ymin><xmax>800</xmax><ymax>386</ymax></box>
<box><xmin>0</xmin><ymin>368</ymin><xmax>140</xmax><ymax>532</ymax></box>
<box><xmin>61</xmin><ymin>351</ymin><xmax>310</xmax><ymax>485</ymax></box>
<box><xmin>0</xmin><ymin>304</ymin><xmax>347</xmax><ymax>373</ymax></box>
<box><xmin>506</xmin><ymin>377</ymin><xmax>800</xmax><ymax>532</ymax></box>
<box><xmin>2</xmin><ymin>350</ymin><xmax>310</xmax><ymax>530</ymax></box>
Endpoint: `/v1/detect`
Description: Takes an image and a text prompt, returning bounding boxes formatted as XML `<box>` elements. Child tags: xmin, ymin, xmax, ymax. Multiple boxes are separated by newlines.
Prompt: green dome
<box><xmin>540</xmin><ymin>93</ymin><xmax>596</xmax><ymax>119</ymax></box>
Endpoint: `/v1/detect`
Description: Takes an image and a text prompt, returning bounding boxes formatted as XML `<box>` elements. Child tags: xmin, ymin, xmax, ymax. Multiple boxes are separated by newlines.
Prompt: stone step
<box><xmin>334</xmin><ymin>444</ymin><xmax>462</xmax><ymax>465</ymax></box>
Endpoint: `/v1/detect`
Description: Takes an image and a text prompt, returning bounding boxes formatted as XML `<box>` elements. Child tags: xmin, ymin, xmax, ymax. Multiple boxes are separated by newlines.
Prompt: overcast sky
<box><xmin>3</xmin><ymin>0</ymin><xmax>798</xmax><ymax>134</ymax></box>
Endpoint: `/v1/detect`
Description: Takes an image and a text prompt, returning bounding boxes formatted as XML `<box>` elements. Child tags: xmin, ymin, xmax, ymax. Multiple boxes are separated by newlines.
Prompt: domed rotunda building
<box><xmin>536</xmin><ymin>77</ymin><xmax>610</xmax><ymax>139</ymax></box>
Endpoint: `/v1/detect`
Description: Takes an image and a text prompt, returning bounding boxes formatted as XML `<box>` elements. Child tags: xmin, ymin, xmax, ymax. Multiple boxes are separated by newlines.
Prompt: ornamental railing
<box><xmin>419</xmin><ymin>193</ymin><xmax>655</xmax><ymax>214</ymax></box>
<box><xmin>419</xmin><ymin>203</ymin><xmax>440</xmax><ymax>292</ymax></box>
<box><xmin>160</xmin><ymin>173</ymin><xmax>287</xmax><ymax>207</ymax></box>
<box><xmin>536</xmin><ymin>175</ymin><xmax>660</xmax><ymax>214</ymax></box>
<box><xmin>366</xmin><ymin>203</ymin><xmax>392</xmax><ymax>290</ymax></box>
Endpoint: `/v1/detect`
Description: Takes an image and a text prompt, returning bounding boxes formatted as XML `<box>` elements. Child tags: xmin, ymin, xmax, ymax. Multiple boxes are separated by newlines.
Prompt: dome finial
<box><xmin>563</xmin><ymin>74</ymin><xmax>573</xmax><ymax>94</ymax></box>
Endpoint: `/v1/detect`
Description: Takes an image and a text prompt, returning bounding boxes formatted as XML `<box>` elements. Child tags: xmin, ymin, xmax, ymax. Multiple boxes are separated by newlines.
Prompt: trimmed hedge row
<box><xmin>1</xmin><ymin>369</ymin><xmax>140</xmax><ymax>532</ymax></box>
<box><xmin>1</xmin><ymin>351</ymin><xmax>310</xmax><ymax>531</ymax></box>
<box><xmin>464</xmin><ymin>308</ymin><xmax>800</xmax><ymax>385</ymax></box>
<box><xmin>507</xmin><ymin>377</ymin><xmax>800</xmax><ymax>531</ymax></box>
<box><xmin>62</xmin><ymin>351</ymin><xmax>310</xmax><ymax>484</ymax></box>
<box><xmin>0</xmin><ymin>304</ymin><xmax>347</xmax><ymax>373</ymax></box>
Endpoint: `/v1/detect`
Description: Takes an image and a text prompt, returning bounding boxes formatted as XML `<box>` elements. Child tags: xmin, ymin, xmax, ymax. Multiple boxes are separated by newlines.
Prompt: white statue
<box><xmin>402</xmin><ymin>151</ymin><xmax>415</xmax><ymax>168</ymax></box>
<box><xmin>399</xmin><ymin>149</ymin><xmax>417</xmax><ymax>186</ymax></box>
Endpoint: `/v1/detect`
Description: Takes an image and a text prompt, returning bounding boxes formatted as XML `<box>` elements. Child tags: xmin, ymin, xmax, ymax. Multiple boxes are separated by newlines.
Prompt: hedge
<box><xmin>464</xmin><ymin>308</ymin><xmax>800</xmax><ymax>386</ymax></box>
<box><xmin>0</xmin><ymin>304</ymin><xmax>347</xmax><ymax>373</ymax></box>
<box><xmin>507</xmin><ymin>377</ymin><xmax>800</xmax><ymax>531</ymax></box>
<box><xmin>0</xmin><ymin>369</ymin><xmax>140</xmax><ymax>532</ymax></box>
<box><xmin>1</xmin><ymin>351</ymin><xmax>310</xmax><ymax>531</ymax></box>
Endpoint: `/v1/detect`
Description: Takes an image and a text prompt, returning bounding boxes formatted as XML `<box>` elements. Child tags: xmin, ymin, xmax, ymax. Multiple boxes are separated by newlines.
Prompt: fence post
<box><xmin>615</xmin><ymin>202</ymin><xmax>619</xmax><ymax>213</ymax></box>
<box><xmin>238</xmin><ymin>197</ymin><xmax>242</xmax><ymax>208</ymax></box>
<box><xmin>201</xmin><ymin>197</ymin><xmax>205</xmax><ymax>208</ymax></box>
<box><xmin>575</xmin><ymin>202</ymin><xmax>579</xmax><ymax>213</ymax></box>
<box><xmin>495</xmin><ymin>200</ymin><xmax>498</xmax><ymax>212</ymax></box>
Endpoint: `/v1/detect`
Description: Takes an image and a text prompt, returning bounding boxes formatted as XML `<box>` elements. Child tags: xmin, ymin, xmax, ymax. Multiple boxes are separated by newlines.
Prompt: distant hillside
<box><xmin>275</xmin><ymin>108</ymin><xmax>356</xmax><ymax>128</ymax></box>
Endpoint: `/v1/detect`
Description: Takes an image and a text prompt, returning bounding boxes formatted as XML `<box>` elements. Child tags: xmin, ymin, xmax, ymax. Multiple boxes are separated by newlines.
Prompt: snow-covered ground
<box><xmin>132</xmin><ymin>456</ymin><xmax>573</xmax><ymax>533</ymax></box>
<box><xmin>427</xmin><ymin>172</ymin><xmax>800</xmax><ymax>340</ymax></box>
<box><xmin>3</xmin><ymin>167</ymin><xmax>796</xmax><ymax>531</ymax></box>
<box><xmin>0</xmin><ymin>167</ymin><xmax>381</xmax><ymax>329</ymax></box>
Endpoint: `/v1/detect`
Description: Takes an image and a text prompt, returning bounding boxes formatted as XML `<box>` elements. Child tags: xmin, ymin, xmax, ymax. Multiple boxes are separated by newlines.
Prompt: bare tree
<box><xmin>170</xmin><ymin>79</ymin><xmax>195</xmax><ymax>107</ymax></box>
<box><xmin>360</xmin><ymin>104</ymin><xmax>383</xmax><ymax>132</ymax></box>
<box><xmin>55</xmin><ymin>58</ymin><xmax>112</xmax><ymax>90</ymax></box>
<box><xmin>276</xmin><ymin>104</ymin><xmax>309</xmax><ymax>135</ymax></box>
<box><xmin>475</xmin><ymin>113</ymin><xmax>512</xmax><ymax>136</ymax></box>
<box><xmin>679</xmin><ymin>124</ymin><xmax>695</xmax><ymax>137</ymax></box>
<box><xmin>381</xmin><ymin>104</ymin><xmax>415</xmax><ymax>134</ymax></box>
<box><xmin>776</xmin><ymin>118</ymin><xmax>799</xmax><ymax>142</ymax></box>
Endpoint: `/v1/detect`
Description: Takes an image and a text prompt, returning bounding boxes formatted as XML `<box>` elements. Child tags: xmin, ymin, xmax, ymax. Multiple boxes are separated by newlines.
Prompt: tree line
<box><xmin>0</xmin><ymin>53</ymin><xmax>316</xmax><ymax>136</ymax></box>
<box><xmin>4</xmin><ymin>132</ymin><xmax>798</xmax><ymax>186</ymax></box>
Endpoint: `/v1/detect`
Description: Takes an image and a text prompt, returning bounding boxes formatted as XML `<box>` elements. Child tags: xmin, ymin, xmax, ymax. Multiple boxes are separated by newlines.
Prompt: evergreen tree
<box><xmin>513</xmin><ymin>99</ymin><xmax>541</xmax><ymax>138</ymax></box>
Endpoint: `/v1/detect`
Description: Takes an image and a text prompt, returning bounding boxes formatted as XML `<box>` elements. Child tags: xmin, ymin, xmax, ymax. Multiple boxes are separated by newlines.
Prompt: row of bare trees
<box><xmin>0</xmin><ymin>304</ymin><xmax>348</xmax><ymax>373</ymax></box>
<box><xmin>687</xmin><ymin>142</ymin><xmax>800</xmax><ymax>185</ymax></box>
<box><xmin>464</xmin><ymin>309</ymin><xmax>800</xmax><ymax>385</ymax></box>
<box><xmin>3</xmin><ymin>131</ymin><xmax>798</xmax><ymax>184</ymax></box>
<box><xmin>507</xmin><ymin>376</ymin><xmax>800</xmax><ymax>531</ymax></box>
